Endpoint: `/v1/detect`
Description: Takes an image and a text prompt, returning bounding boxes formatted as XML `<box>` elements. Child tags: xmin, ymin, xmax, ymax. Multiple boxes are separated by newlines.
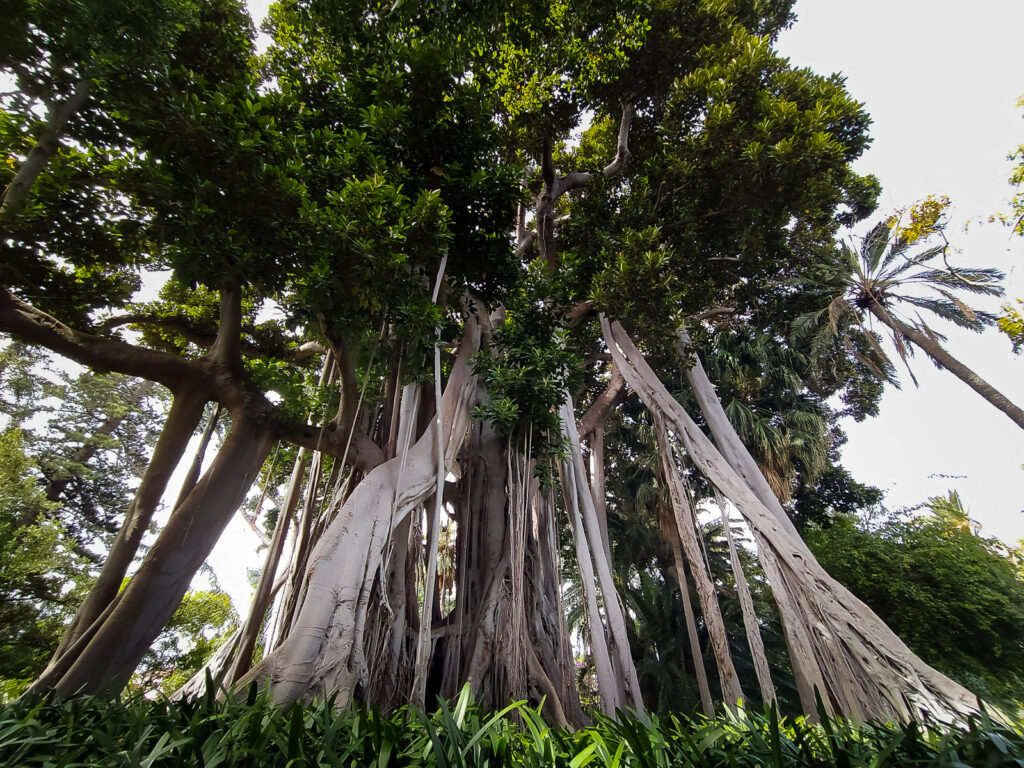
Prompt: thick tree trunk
<box><xmin>869</xmin><ymin>303</ymin><xmax>1024</xmax><ymax>431</ymax></box>
<box><xmin>245</xmin><ymin>318</ymin><xmax>482</xmax><ymax>706</ymax></box>
<box><xmin>654</xmin><ymin>416</ymin><xmax>744</xmax><ymax>706</ymax></box>
<box><xmin>604</xmin><ymin>316</ymin><xmax>979</xmax><ymax>722</ymax></box>
<box><xmin>42</xmin><ymin>410</ymin><xmax>273</xmax><ymax>695</ymax></box>
<box><xmin>48</xmin><ymin>391</ymin><xmax>207</xmax><ymax>663</ymax></box>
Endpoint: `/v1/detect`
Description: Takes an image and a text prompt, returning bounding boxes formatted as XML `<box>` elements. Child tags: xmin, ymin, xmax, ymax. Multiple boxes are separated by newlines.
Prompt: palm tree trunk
<box><xmin>868</xmin><ymin>303</ymin><xmax>1024</xmax><ymax>431</ymax></box>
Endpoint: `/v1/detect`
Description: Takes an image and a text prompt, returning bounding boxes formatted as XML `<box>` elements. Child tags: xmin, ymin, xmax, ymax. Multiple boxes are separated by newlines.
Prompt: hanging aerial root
<box><xmin>601</xmin><ymin>315</ymin><xmax>979</xmax><ymax>723</ymax></box>
<box><xmin>653</xmin><ymin>413</ymin><xmax>744</xmax><ymax>706</ymax></box>
<box><xmin>242</xmin><ymin>316</ymin><xmax>483</xmax><ymax>707</ymax></box>
<box><xmin>560</xmin><ymin>394</ymin><xmax>646</xmax><ymax>716</ymax></box>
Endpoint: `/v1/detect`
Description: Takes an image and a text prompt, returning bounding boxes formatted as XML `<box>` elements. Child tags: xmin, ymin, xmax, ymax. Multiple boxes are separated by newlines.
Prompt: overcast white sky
<box><xmin>777</xmin><ymin>1</ymin><xmax>1024</xmax><ymax>545</ymax></box>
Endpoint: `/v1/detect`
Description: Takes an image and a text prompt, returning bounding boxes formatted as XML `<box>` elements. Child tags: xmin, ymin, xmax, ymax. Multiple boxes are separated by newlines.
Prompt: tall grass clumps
<box><xmin>1</xmin><ymin>685</ymin><xmax>1022</xmax><ymax>767</ymax></box>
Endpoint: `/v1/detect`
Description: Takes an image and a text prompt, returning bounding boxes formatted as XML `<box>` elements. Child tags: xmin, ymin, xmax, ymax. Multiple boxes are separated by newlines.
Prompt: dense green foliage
<box><xmin>1</xmin><ymin>687</ymin><xmax>1023</xmax><ymax>767</ymax></box>
<box><xmin>0</xmin><ymin>343</ymin><xmax>161</xmax><ymax>562</ymax></box>
<box><xmin>0</xmin><ymin>429</ymin><xmax>89</xmax><ymax>699</ymax></box>
<box><xmin>0</xmin><ymin>344</ymin><xmax>235</xmax><ymax>700</ymax></box>
<box><xmin>130</xmin><ymin>589</ymin><xmax>239</xmax><ymax>697</ymax></box>
<box><xmin>1000</xmin><ymin>298</ymin><xmax>1024</xmax><ymax>353</ymax></box>
<box><xmin>1</xmin><ymin>0</ymin><xmax>1018</xmax><ymax>723</ymax></box>
<box><xmin>806</xmin><ymin>494</ymin><xmax>1024</xmax><ymax>711</ymax></box>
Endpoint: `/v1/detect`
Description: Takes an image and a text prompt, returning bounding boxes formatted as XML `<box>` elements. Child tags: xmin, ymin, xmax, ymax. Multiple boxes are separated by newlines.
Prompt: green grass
<box><xmin>1</xmin><ymin>684</ymin><xmax>1022</xmax><ymax>767</ymax></box>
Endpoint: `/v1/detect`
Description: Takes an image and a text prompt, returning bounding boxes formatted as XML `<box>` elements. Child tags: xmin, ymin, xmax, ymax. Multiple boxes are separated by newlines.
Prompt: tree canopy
<box><xmin>0</xmin><ymin>0</ymin><xmax>1015</xmax><ymax>724</ymax></box>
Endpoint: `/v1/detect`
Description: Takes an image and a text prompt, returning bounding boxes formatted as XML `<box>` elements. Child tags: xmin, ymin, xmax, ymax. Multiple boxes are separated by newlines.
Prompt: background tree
<box><xmin>0</xmin><ymin>343</ymin><xmax>161</xmax><ymax>561</ymax></box>
<box><xmin>805</xmin><ymin>492</ymin><xmax>1024</xmax><ymax>711</ymax></box>
<box><xmin>794</xmin><ymin>197</ymin><xmax>1024</xmax><ymax>430</ymax></box>
<box><xmin>129</xmin><ymin>586</ymin><xmax>239</xmax><ymax>697</ymax></box>
<box><xmin>0</xmin><ymin>430</ymin><xmax>90</xmax><ymax>701</ymax></box>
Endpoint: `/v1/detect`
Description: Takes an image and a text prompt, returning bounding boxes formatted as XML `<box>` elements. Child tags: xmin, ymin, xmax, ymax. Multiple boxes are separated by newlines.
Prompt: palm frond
<box><xmin>900</xmin><ymin>295</ymin><xmax>983</xmax><ymax>332</ymax></box>
<box><xmin>862</xmin><ymin>221</ymin><xmax>892</xmax><ymax>272</ymax></box>
<box><xmin>884</xmin><ymin>244</ymin><xmax>947</xmax><ymax>276</ymax></box>
<box><xmin>724</xmin><ymin>399</ymin><xmax>757</xmax><ymax>441</ymax></box>
<box><xmin>912</xmin><ymin>267</ymin><xmax>1005</xmax><ymax>296</ymax></box>
<box><xmin>843</xmin><ymin>328</ymin><xmax>897</xmax><ymax>384</ymax></box>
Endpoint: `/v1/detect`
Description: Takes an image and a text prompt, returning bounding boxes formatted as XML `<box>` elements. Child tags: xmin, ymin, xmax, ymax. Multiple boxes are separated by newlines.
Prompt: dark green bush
<box><xmin>1</xmin><ymin>684</ymin><xmax>1022</xmax><ymax>767</ymax></box>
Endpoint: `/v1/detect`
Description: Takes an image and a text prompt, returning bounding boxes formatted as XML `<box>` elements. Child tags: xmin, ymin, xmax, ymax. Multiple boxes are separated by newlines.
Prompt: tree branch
<box><xmin>556</xmin><ymin>101</ymin><xmax>635</xmax><ymax>197</ymax></box>
<box><xmin>320</xmin><ymin>328</ymin><xmax>359</xmax><ymax>433</ymax></box>
<box><xmin>0</xmin><ymin>79</ymin><xmax>90</xmax><ymax>219</ymax></box>
<box><xmin>578</xmin><ymin>365</ymin><xmax>626</xmax><ymax>440</ymax></box>
<box><xmin>515</xmin><ymin>229</ymin><xmax>537</xmax><ymax>258</ymax></box>
<box><xmin>208</xmin><ymin>282</ymin><xmax>243</xmax><ymax>372</ymax></box>
<box><xmin>567</xmin><ymin>300</ymin><xmax>593</xmax><ymax>327</ymax></box>
<box><xmin>690</xmin><ymin>306</ymin><xmax>736</xmax><ymax>321</ymax></box>
<box><xmin>602</xmin><ymin>101</ymin><xmax>634</xmax><ymax>177</ymax></box>
<box><xmin>0</xmin><ymin>288</ymin><xmax>201</xmax><ymax>392</ymax></box>
<box><xmin>98</xmin><ymin>312</ymin><xmax>326</xmax><ymax>361</ymax></box>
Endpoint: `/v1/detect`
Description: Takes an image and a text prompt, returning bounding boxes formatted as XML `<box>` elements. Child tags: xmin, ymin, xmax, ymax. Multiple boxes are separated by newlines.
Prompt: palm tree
<box><xmin>794</xmin><ymin>211</ymin><xmax>1024</xmax><ymax>431</ymax></box>
<box><xmin>700</xmin><ymin>330</ymin><xmax>829</xmax><ymax>502</ymax></box>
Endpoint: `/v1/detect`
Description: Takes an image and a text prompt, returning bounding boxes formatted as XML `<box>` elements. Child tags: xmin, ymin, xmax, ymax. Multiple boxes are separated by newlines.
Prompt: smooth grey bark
<box><xmin>52</xmin><ymin>412</ymin><xmax>275</xmax><ymax>696</ymax></box>
<box><xmin>172</xmin><ymin>403</ymin><xmax>223</xmax><ymax>510</ymax></box>
<box><xmin>580</xmin><ymin>366</ymin><xmax>626</xmax><ymax>567</ymax></box>
<box><xmin>561</xmin><ymin>395</ymin><xmax>645</xmax><ymax>715</ymax></box>
<box><xmin>654</xmin><ymin>415</ymin><xmax>744</xmax><ymax>706</ymax></box>
<box><xmin>678</xmin><ymin>328</ymin><xmax>800</xmax><ymax>539</ymax></box>
<box><xmin>226</xmin><ymin>449</ymin><xmax>309</xmax><ymax>686</ymax></box>
<box><xmin>562</xmin><ymin>448</ymin><xmax>622</xmax><ymax>715</ymax></box>
<box><xmin>868</xmin><ymin>302</ymin><xmax>1024</xmax><ymax>431</ymax></box>
<box><xmin>0</xmin><ymin>80</ymin><xmax>90</xmax><ymax>219</ymax></box>
<box><xmin>246</xmin><ymin>318</ymin><xmax>482</xmax><ymax>706</ymax></box>
<box><xmin>678</xmin><ymin>326</ymin><xmax>828</xmax><ymax>712</ymax></box>
<box><xmin>48</xmin><ymin>391</ymin><xmax>207</xmax><ymax>662</ymax></box>
<box><xmin>412</xmin><ymin>265</ymin><xmax>449</xmax><ymax>708</ymax></box>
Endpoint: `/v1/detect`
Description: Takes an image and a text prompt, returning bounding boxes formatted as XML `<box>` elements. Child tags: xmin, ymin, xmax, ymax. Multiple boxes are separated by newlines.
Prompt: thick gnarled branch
<box><xmin>0</xmin><ymin>288</ymin><xmax>200</xmax><ymax>392</ymax></box>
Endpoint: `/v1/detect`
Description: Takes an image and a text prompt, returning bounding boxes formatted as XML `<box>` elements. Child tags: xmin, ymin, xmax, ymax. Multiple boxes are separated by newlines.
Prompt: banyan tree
<box><xmin>0</xmin><ymin>0</ymin><xmax>988</xmax><ymax>724</ymax></box>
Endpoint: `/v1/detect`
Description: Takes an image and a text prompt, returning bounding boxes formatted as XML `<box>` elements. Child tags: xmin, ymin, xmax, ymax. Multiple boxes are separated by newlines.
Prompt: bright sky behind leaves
<box><xmin>777</xmin><ymin>0</ymin><xmax>1024</xmax><ymax>545</ymax></box>
<box><xmin>203</xmin><ymin>0</ymin><xmax>1024</xmax><ymax>609</ymax></box>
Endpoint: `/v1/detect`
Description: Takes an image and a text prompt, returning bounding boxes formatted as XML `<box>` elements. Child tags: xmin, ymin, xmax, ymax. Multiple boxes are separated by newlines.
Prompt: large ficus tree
<box><xmin>0</xmin><ymin>0</ymin><xmax>984</xmax><ymax>722</ymax></box>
